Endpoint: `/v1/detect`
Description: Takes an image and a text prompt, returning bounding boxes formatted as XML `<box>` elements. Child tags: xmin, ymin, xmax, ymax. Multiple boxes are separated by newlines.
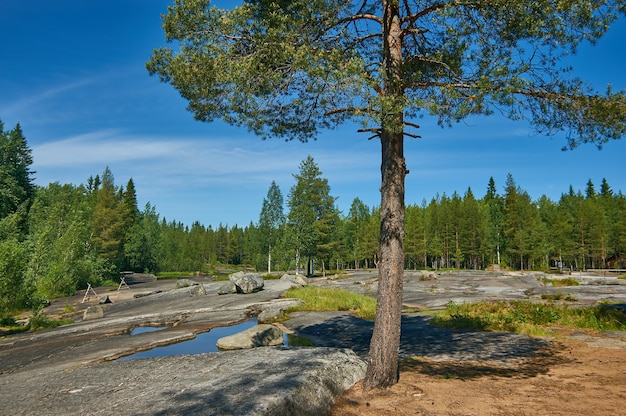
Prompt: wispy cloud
<box><xmin>1</xmin><ymin>77</ymin><xmax>97</xmax><ymax>122</ymax></box>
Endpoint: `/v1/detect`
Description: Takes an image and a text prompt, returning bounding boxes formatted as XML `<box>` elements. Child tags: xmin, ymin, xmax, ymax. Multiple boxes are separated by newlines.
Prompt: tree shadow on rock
<box><xmin>148</xmin><ymin>348</ymin><xmax>364</xmax><ymax>416</ymax></box>
<box><xmin>288</xmin><ymin>313</ymin><xmax>558</xmax><ymax>380</ymax></box>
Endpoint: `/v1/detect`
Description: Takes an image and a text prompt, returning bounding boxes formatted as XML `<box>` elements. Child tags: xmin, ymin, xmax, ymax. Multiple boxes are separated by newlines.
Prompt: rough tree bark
<box><xmin>364</xmin><ymin>0</ymin><xmax>406</xmax><ymax>389</ymax></box>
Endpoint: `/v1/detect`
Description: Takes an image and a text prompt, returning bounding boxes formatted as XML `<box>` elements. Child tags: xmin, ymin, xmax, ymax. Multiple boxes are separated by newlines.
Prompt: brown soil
<box><xmin>331</xmin><ymin>335</ymin><xmax>626</xmax><ymax>416</ymax></box>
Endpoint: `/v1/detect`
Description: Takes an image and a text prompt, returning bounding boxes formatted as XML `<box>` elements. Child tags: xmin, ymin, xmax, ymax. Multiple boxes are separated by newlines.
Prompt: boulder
<box><xmin>189</xmin><ymin>284</ymin><xmax>206</xmax><ymax>296</ymax></box>
<box><xmin>256</xmin><ymin>298</ymin><xmax>303</xmax><ymax>323</ymax></box>
<box><xmin>217</xmin><ymin>281</ymin><xmax>237</xmax><ymax>295</ymax></box>
<box><xmin>280</xmin><ymin>273</ymin><xmax>309</xmax><ymax>286</ymax></box>
<box><xmin>229</xmin><ymin>272</ymin><xmax>264</xmax><ymax>294</ymax></box>
<box><xmin>257</xmin><ymin>307</ymin><xmax>285</xmax><ymax>323</ymax></box>
<box><xmin>83</xmin><ymin>305</ymin><xmax>104</xmax><ymax>321</ymax></box>
<box><xmin>216</xmin><ymin>324</ymin><xmax>283</xmax><ymax>350</ymax></box>
<box><xmin>176</xmin><ymin>279</ymin><xmax>194</xmax><ymax>288</ymax></box>
<box><xmin>98</xmin><ymin>295</ymin><xmax>112</xmax><ymax>304</ymax></box>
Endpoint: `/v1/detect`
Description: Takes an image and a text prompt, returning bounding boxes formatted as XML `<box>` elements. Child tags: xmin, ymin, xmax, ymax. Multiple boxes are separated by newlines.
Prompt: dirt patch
<box><xmin>331</xmin><ymin>336</ymin><xmax>626</xmax><ymax>416</ymax></box>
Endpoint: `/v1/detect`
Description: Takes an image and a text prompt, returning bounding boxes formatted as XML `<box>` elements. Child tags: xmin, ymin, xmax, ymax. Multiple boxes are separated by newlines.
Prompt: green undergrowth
<box><xmin>27</xmin><ymin>311</ymin><xmax>74</xmax><ymax>331</ymax></box>
<box><xmin>283</xmin><ymin>286</ymin><xmax>377</xmax><ymax>320</ymax></box>
<box><xmin>431</xmin><ymin>300</ymin><xmax>626</xmax><ymax>335</ymax></box>
<box><xmin>1</xmin><ymin>312</ymin><xmax>75</xmax><ymax>335</ymax></box>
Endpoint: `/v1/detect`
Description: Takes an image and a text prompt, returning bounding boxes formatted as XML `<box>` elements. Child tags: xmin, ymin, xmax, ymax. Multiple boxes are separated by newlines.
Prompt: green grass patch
<box><xmin>540</xmin><ymin>292</ymin><xmax>577</xmax><ymax>302</ymax></box>
<box><xmin>430</xmin><ymin>300</ymin><xmax>626</xmax><ymax>335</ymax></box>
<box><xmin>28</xmin><ymin>311</ymin><xmax>74</xmax><ymax>331</ymax></box>
<box><xmin>156</xmin><ymin>271</ymin><xmax>196</xmax><ymax>279</ymax></box>
<box><xmin>541</xmin><ymin>277</ymin><xmax>580</xmax><ymax>287</ymax></box>
<box><xmin>283</xmin><ymin>286</ymin><xmax>377</xmax><ymax>320</ymax></box>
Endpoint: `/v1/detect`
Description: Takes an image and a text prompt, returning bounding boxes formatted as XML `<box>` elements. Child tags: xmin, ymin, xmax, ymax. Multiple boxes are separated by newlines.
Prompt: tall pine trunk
<box><xmin>364</xmin><ymin>0</ymin><xmax>406</xmax><ymax>389</ymax></box>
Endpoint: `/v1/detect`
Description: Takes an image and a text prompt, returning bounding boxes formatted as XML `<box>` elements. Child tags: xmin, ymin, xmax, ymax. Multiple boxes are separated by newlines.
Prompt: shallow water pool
<box><xmin>119</xmin><ymin>319</ymin><xmax>312</xmax><ymax>360</ymax></box>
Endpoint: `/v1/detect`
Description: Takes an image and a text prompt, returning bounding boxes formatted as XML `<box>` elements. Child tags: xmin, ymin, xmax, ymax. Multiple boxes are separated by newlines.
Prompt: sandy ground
<box><xmin>331</xmin><ymin>333</ymin><xmax>626</xmax><ymax>416</ymax></box>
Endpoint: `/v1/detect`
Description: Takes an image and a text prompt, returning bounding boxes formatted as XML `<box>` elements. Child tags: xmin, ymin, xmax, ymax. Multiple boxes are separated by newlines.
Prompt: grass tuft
<box><xmin>431</xmin><ymin>300</ymin><xmax>626</xmax><ymax>335</ymax></box>
<box><xmin>541</xmin><ymin>277</ymin><xmax>580</xmax><ymax>287</ymax></box>
<box><xmin>283</xmin><ymin>286</ymin><xmax>377</xmax><ymax>320</ymax></box>
<box><xmin>28</xmin><ymin>311</ymin><xmax>74</xmax><ymax>331</ymax></box>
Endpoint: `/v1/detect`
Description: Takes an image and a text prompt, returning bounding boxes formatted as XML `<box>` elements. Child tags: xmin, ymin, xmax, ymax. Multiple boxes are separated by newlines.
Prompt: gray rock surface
<box><xmin>83</xmin><ymin>305</ymin><xmax>104</xmax><ymax>320</ymax></box>
<box><xmin>230</xmin><ymin>272</ymin><xmax>264</xmax><ymax>293</ymax></box>
<box><xmin>3</xmin><ymin>270</ymin><xmax>624</xmax><ymax>415</ymax></box>
<box><xmin>216</xmin><ymin>324</ymin><xmax>284</xmax><ymax>350</ymax></box>
<box><xmin>0</xmin><ymin>347</ymin><xmax>366</xmax><ymax>416</ymax></box>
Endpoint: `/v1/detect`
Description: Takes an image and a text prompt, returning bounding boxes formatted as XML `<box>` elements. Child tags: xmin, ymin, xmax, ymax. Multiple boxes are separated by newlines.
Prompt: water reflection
<box><xmin>119</xmin><ymin>319</ymin><xmax>313</xmax><ymax>361</ymax></box>
<box><xmin>129</xmin><ymin>326</ymin><xmax>168</xmax><ymax>335</ymax></box>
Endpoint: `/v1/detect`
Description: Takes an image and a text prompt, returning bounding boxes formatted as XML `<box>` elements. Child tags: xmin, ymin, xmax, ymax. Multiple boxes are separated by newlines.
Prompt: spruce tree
<box><xmin>287</xmin><ymin>156</ymin><xmax>338</xmax><ymax>276</ymax></box>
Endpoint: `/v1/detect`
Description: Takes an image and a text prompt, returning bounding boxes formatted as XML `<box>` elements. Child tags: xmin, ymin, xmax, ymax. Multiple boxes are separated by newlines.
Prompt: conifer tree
<box><xmin>0</xmin><ymin>121</ymin><xmax>35</xmax><ymax>220</ymax></box>
<box><xmin>287</xmin><ymin>156</ymin><xmax>338</xmax><ymax>276</ymax></box>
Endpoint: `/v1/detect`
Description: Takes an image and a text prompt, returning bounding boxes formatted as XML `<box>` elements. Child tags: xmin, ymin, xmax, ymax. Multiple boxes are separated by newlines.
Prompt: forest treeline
<box><xmin>1</xmin><ymin>121</ymin><xmax>626</xmax><ymax>313</ymax></box>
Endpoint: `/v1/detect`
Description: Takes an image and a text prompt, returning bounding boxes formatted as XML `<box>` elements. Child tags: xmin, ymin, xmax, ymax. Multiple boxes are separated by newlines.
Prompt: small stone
<box><xmin>99</xmin><ymin>295</ymin><xmax>112</xmax><ymax>304</ymax></box>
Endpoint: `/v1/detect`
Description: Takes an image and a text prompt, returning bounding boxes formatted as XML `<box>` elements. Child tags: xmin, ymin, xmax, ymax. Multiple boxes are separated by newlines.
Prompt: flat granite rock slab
<box><xmin>0</xmin><ymin>347</ymin><xmax>366</xmax><ymax>416</ymax></box>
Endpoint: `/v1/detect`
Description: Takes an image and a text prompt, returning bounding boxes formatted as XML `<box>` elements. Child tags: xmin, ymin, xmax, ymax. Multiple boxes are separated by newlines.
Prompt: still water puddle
<box><xmin>129</xmin><ymin>326</ymin><xmax>168</xmax><ymax>335</ymax></box>
<box><xmin>119</xmin><ymin>319</ymin><xmax>312</xmax><ymax>361</ymax></box>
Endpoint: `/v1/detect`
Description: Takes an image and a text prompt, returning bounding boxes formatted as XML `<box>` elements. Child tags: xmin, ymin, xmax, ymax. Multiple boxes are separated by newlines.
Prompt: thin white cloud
<box><xmin>32</xmin><ymin>130</ymin><xmax>184</xmax><ymax>166</ymax></box>
<box><xmin>1</xmin><ymin>77</ymin><xmax>96</xmax><ymax>121</ymax></box>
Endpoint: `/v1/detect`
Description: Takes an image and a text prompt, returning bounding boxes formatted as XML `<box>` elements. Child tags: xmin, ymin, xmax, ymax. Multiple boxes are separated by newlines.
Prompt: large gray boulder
<box><xmin>217</xmin><ymin>281</ymin><xmax>237</xmax><ymax>295</ymax></box>
<box><xmin>229</xmin><ymin>271</ymin><xmax>264</xmax><ymax>294</ymax></box>
<box><xmin>216</xmin><ymin>324</ymin><xmax>283</xmax><ymax>350</ymax></box>
<box><xmin>1</xmin><ymin>347</ymin><xmax>366</xmax><ymax>416</ymax></box>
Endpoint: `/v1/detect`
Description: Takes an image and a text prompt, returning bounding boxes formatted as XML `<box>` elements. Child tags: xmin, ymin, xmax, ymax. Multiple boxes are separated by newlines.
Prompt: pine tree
<box><xmin>149</xmin><ymin>0</ymin><xmax>626</xmax><ymax>388</ymax></box>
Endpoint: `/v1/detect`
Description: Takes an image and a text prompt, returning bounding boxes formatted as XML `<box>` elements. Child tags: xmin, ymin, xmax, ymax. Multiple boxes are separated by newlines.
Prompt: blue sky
<box><xmin>1</xmin><ymin>1</ymin><xmax>625</xmax><ymax>227</ymax></box>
